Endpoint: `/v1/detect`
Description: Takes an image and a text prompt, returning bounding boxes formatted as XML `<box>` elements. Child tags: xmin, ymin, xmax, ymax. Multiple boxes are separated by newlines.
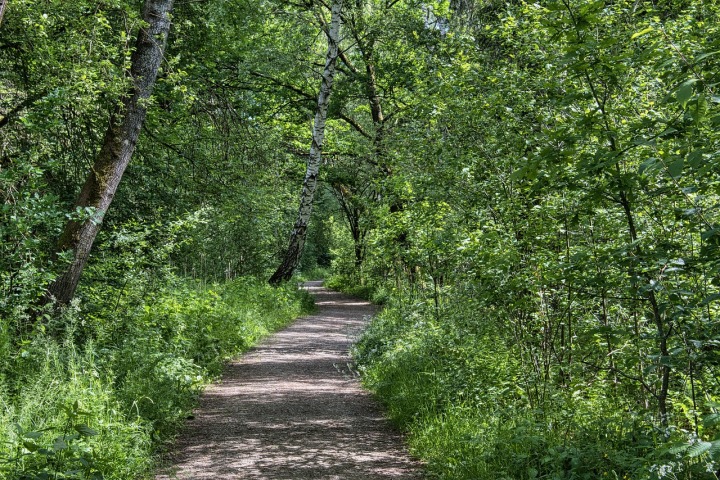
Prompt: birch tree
<box><xmin>0</xmin><ymin>0</ymin><xmax>7</xmax><ymax>27</ymax></box>
<box><xmin>45</xmin><ymin>0</ymin><xmax>175</xmax><ymax>306</ymax></box>
<box><xmin>269</xmin><ymin>0</ymin><xmax>343</xmax><ymax>284</ymax></box>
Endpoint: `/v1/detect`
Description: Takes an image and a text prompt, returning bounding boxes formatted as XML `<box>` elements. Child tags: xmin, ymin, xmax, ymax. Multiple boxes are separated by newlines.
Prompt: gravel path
<box><xmin>156</xmin><ymin>281</ymin><xmax>423</xmax><ymax>479</ymax></box>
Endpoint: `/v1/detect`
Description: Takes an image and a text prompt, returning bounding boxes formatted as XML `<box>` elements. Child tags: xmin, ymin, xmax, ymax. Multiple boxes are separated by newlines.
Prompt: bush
<box><xmin>0</xmin><ymin>340</ymin><xmax>150</xmax><ymax>479</ymax></box>
<box><xmin>0</xmin><ymin>275</ymin><xmax>313</xmax><ymax>479</ymax></box>
<box><xmin>353</xmin><ymin>292</ymin><xmax>719</xmax><ymax>480</ymax></box>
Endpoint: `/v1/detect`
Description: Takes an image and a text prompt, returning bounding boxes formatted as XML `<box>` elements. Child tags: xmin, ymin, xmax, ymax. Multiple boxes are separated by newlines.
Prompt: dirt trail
<box><xmin>156</xmin><ymin>281</ymin><xmax>423</xmax><ymax>479</ymax></box>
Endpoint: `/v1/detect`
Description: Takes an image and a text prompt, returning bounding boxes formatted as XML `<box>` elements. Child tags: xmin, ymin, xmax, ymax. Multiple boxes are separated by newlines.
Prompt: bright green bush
<box><xmin>0</xmin><ymin>340</ymin><xmax>151</xmax><ymax>479</ymax></box>
<box><xmin>0</xmin><ymin>275</ymin><xmax>312</xmax><ymax>479</ymax></box>
<box><xmin>354</xmin><ymin>294</ymin><xmax>720</xmax><ymax>480</ymax></box>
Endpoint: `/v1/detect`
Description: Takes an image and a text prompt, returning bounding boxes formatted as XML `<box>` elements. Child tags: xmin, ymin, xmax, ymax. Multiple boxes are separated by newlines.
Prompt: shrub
<box><xmin>0</xmin><ymin>275</ymin><xmax>312</xmax><ymax>479</ymax></box>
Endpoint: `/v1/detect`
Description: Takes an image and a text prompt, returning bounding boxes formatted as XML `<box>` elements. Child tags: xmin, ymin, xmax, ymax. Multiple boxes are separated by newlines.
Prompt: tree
<box><xmin>45</xmin><ymin>0</ymin><xmax>175</xmax><ymax>306</ymax></box>
<box><xmin>0</xmin><ymin>0</ymin><xmax>7</xmax><ymax>26</ymax></box>
<box><xmin>269</xmin><ymin>0</ymin><xmax>343</xmax><ymax>284</ymax></box>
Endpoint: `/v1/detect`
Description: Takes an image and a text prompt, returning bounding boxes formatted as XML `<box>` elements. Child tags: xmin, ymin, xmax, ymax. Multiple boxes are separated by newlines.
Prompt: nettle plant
<box><xmin>2</xmin><ymin>401</ymin><xmax>102</xmax><ymax>480</ymax></box>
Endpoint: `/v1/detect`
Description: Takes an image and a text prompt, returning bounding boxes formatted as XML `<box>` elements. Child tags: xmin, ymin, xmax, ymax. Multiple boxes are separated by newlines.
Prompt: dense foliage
<box><xmin>342</xmin><ymin>0</ymin><xmax>720</xmax><ymax>478</ymax></box>
<box><xmin>2</xmin><ymin>0</ymin><xmax>719</xmax><ymax>478</ymax></box>
<box><xmin>0</xmin><ymin>271</ymin><xmax>311</xmax><ymax>478</ymax></box>
<box><xmin>0</xmin><ymin>0</ymin><xmax>319</xmax><ymax>477</ymax></box>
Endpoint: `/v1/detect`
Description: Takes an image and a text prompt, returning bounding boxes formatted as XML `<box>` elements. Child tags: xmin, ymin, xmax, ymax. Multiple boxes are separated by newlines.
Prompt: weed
<box><xmin>0</xmin><ymin>276</ymin><xmax>311</xmax><ymax>479</ymax></box>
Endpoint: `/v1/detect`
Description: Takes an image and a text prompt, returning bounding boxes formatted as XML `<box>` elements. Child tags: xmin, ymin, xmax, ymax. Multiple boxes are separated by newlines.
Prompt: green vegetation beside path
<box><xmin>0</xmin><ymin>277</ymin><xmax>313</xmax><ymax>479</ymax></box>
<box><xmin>2</xmin><ymin>0</ymin><xmax>720</xmax><ymax>478</ymax></box>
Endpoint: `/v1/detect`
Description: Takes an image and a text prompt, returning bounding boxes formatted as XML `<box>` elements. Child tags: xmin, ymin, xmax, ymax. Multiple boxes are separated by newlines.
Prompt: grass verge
<box><xmin>0</xmin><ymin>276</ymin><xmax>313</xmax><ymax>479</ymax></box>
<box><xmin>352</xmin><ymin>295</ymin><xmax>717</xmax><ymax>480</ymax></box>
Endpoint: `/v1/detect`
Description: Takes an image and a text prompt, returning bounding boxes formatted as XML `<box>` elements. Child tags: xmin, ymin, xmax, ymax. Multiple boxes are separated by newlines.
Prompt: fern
<box><xmin>667</xmin><ymin>442</ymin><xmax>689</xmax><ymax>455</ymax></box>
<box><xmin>687</xmin><ymin>441</ymin><xmax>712</xmax><ymax>458</ymax></box>
<box><xmin>709</xmin><ymin>440</ymin><xmax>720</xmax><ymax>456</ymax></box>
<box><xmin>703</xmin><ymin>412</ymin><xmax>720</xmax><ymax>428</ymax></box>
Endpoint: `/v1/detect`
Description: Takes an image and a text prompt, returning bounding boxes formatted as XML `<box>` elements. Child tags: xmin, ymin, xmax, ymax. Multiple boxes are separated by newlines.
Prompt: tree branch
<box><xmin>249</xmin><ymin>70</ymin><xmax>314</xmax><ymax>100</ymax></box>
<box><xmin>338</xmin><ymin>49</ymin><xmax>360</xmax><ymax>76</ymax></box>
<box><xmin>0</xmin><ymin>93</ymin><xmax>45</xmax><ymax>130</ymax></box>
<box><xmin>0</xmin><ymin>0</ymin><xmax>7</xmax><ymax>27</ymax></box>
<box><xmin>337</xmin><ymin>111</ymin><xmax>371</xmax><ymax>138</ymax></box>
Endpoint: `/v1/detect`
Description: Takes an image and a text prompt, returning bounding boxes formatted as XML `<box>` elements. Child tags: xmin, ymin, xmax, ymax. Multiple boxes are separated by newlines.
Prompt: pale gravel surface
<box><xmin>155</xmin><ymin>281</ymin><xmax>424</xmax><ymax>479</ymax></box>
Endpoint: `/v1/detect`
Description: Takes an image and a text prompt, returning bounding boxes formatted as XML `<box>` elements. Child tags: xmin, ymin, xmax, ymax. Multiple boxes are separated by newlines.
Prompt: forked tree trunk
<box><xmin>269</xmin><ymin>0</ymin><xmax>343</xmax><ymax>285</ymax></box>
<box><xmin>45</xmin><ymin>0</ymin><xmax>174</xmax><ymax>306</ymax></box>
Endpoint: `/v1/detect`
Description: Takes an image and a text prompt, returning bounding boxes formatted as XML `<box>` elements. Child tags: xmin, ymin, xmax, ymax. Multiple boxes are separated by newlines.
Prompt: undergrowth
<box><xmin>325</xmin><ymin>274</ymin><xmax>390</xmax><ymax>305</ymax></box>
<box><xmin>352</xmin><ymin>289</ymin><xmax>720</xmax><ymax>480</ymax></box>
<box><xmin>294</xmin><ymin>266</ymin><xmax>331</xmax><ymax>283</ymax></box>
<box><xmin>0</xmin><ymin>275</ymin><xmax>312</xmax><ymax>479</ymax></box>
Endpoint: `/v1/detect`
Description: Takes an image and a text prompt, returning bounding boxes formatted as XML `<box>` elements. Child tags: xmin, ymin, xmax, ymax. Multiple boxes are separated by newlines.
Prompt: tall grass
<box><xmin>0</xmin><ymin>276</ymin><xmax>313</xmax><ymax>479</ymax></box>
<box><xmin>353</xmin><ymin>294</ymin><xmax>718</xmax><ymax>480</ymax></box>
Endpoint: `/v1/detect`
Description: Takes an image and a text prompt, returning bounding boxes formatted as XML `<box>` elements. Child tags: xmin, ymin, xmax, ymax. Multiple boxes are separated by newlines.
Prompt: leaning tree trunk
<box><xmin>0</xmin><ymin>0</ymin><xmax>7</xmax><ymax>27</ymax></box>
<box><xmin>45</xmin><ymin>0</ymin><xmax>174</xmax><ymax>306</ymax></box>
<box><xmin>269</xmin><ymin>0</ymin><xmax>343</xmax><ymax>285</ymax></box>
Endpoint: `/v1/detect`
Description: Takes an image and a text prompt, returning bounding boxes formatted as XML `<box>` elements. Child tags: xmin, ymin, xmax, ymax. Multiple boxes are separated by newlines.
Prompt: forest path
<box><xmin>155</xmin><ymin>281</ymin><xmax>423</xmax><ymax>479</ymax></box>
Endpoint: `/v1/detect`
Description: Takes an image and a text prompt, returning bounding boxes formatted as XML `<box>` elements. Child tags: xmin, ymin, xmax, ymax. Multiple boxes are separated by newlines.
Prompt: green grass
<box><xmin>295</xmin><ymin>266</ymin><xmax>332</xmax><ymax>282</ymax></box>
<box><xmin>0</xmin><ymin>276</ymin><xmax>313</xmax><ymax>479</ymax></box>
<box><xmin>325</xmin><ymin>273</ymin><xmax>391</xmax><ymax>304</ymax></box>
<box><xmin>352</xmin><ymin>296</ymin><xmax>717</xmax><ymax>480</ymax></box>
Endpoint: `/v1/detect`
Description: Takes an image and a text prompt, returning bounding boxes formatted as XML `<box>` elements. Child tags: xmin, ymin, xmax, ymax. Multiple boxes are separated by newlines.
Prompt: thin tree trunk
<box><xmin>45</xmin><ymin>0</ymin><xmax>174</xmax><ymax>306</ymax></box>
<box><xmin>269</xmin><ymin>0</ymin><xmax>343</xmax><ymax>285</ymax></box>
<box><xmin>363</xmin><ymin>53</ymin><xmax>384</xmax><ymax>160</ymax></box>
<box><xmin>347</xmin><ymin>19</ymin><xmax>386</xmax><ymax>170</ymax></box>
<box><xmin>0</xmin><ymin>0</ymin><xmax>7</xmax><ymax>27</ymax></box>
<box><xmin>561</xmin><ymin>0</ymin><xmax>672</xmax><ymax>424</ymax></box>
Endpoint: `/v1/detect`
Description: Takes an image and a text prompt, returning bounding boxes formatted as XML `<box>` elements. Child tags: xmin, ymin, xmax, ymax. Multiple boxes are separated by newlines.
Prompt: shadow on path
<box><xmin>156</xmin><ymin>281</ymin><xmax>423</xmax><ymax>479</ymax></box>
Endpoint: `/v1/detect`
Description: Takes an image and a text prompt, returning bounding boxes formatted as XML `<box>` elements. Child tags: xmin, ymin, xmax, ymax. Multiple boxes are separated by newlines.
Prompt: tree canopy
<box><xmin>1</xmin><ymin>0</ymin><xmax>720</xmax><ymax>477</ymax></box>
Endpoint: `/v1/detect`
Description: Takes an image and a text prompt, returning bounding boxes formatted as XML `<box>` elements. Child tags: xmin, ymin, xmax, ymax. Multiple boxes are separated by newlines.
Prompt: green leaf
<box><xmin>703</xmin><ymin>412</ymin><xmax>720</xmax><ymax>427</ymax></box>
<box><xmin>667</xmin><ymin>442</ymin><xmax>689</xmax><ymax>454</ymax></box>
<box><xmin>702</xmin><ymin>228</ymin><xmax>720</xmax><ymax>243</ymax></box>
<box><xmin>633</xmin><ymin>137</ymin><xmax>656</xmax><ymax>147</ymax></box>
<box><xmin>639</xmin><ymin>157</ymin><xmax>661</xmax><ymax>175</ymax></box>
<box><xmin>23</xmin><ymin>440</ymin><xmax>39</xmax><ymax>452</ymax></box>
<box><xmin>53</xmin><ymin>438</ymin><xmax>68</xmax><ymax>451</ymax></box>
<box><xmin>668</xmin><ymin>158</ymin><xmax>684</xmax><ymax>178</ymax></box>
<box><xmin>74</xmin><ymin>424</ymin><xmax>98</xmax><ymax>437</ymax></box>
<box><xmin>659</xmin><ymin>127</ymin><xmax>679</xmax><ymax>137</ymax></box>
<box><xmin>688</xmin><ymin>150</ymin><xmax>704</xmax><ymax>168</ymax></box>
<box><xmin>688</xmin><ymin>440</ymin><xmax>712</xmax><ymax>457</ymax></box>
<box><xmin>710</xmin><ymin>440</ymin><xmax>720</xmax><ymax>455</ymax></box>
<box><xmin>631</xmin><ymin>27</ymin><xmax>653</xmax><ymax>40</ymax></box>
<box><xmin>694</xmin><ymin>51</ymin><xmax>719</xmax><ymax>65</ymax></box>
<box><xmin>701</xmin><ymin>293</ymin><xmax>720</xmax><ymax>306</ymax></box>
<box><xmin>676</xmin><ymin>81</ymin><xmax>695</xmax><ymax>107</ymax></box>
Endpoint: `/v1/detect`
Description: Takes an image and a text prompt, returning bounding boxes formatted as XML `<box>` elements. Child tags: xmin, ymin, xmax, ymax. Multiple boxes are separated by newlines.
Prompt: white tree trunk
<box><xmin>0</xmin><ymin>0</ymin><xmax>7</xmax><ymax>26</ymax></box>
<box><xmin>270</xmin><ymin>0</ymin><xmax>343</xmax><ymax>284</ymax></box>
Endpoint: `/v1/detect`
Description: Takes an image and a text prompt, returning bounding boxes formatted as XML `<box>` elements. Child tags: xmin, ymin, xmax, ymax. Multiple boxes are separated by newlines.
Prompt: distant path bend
<box><xmin>156</xmin><ymin>280</ymin><xmax>423</xmax><ymax>479</ymax></box>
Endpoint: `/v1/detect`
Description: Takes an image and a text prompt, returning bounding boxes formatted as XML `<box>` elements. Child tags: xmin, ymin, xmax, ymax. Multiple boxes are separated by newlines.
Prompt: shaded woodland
<box><xmin>1</xmin><ymin>0</ymin><xmax>720</xmax><ymax>478</ymax></box>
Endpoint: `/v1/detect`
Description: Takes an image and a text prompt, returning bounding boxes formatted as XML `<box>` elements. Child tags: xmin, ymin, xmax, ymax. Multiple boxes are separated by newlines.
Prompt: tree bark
<box><xmin>0</xmin><ymin>0</ymin><xmax>7</xmax><ymax>27</ymax></box>
<box><xmin>45</xmin><ymin>0</ymin><xmax>174</xmax><ymax>306</ymax></box>
<box><xmin>269</xmin><ymin>0</ymin><xmax>343</xmax><ymax>285</ymax></box>
<box><xmin>331</xmin><ymin>181</ymin><xmax>366</xmax><ymax>267</ymax></box>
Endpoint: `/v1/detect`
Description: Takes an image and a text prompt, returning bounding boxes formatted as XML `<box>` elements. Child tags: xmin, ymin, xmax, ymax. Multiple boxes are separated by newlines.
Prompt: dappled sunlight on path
<box><xmin>156</xmin><ymin>281</ymin><xmax>423</xmax><ymax>479</ymax></box>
